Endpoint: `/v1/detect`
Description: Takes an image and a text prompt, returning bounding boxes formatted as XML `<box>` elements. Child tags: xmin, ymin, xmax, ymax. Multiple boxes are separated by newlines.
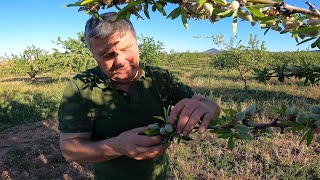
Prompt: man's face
<box><xmin>90</xmin><ymin>32</ymin><xmax>140</xmax><ymax>84</ymax></box>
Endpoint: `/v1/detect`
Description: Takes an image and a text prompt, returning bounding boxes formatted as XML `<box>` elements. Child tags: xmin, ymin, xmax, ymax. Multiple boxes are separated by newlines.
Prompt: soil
<box><xmin>0</xmin><ymin>119</ymin><xmax>93</xmax><ymax>180</ymax></box>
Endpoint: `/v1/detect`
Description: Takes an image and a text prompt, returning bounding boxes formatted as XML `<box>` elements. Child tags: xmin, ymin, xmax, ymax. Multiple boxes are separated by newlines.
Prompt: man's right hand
<box><xmin>115</xmin><ymin>127</ymin><xmax>169</xmax><ymax>160</ymax></box>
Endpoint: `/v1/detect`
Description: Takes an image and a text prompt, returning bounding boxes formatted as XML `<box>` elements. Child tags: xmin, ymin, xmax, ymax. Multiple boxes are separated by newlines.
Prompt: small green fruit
<box><xmin>309</xmin><ymin>114</ymin><xmax>320</xmax><ymax>121</ymax></box>
<box><xmin>235</xmin><ymin>112</ymin><xmax>246</xmax><ymax>121</ymax></box>
<box><xmin>296</xmin><ymin>113</ymin><xmax>308</xmax><ymax>124</ymax></box>
<box><xmin>164</xmin><ymin>124</ymin><xmax>174</xmax><ymax>133</ymax></box>
<box><xmin>148</xmin><ymin>123</ymin><xmax>160</xmax><ymax>130</ymax></box>
<box><xmin>310</xmin><ymin>105</ymin><xmax>320</xmax><ymax>114</ymax></box>
<box><xmin>245</xmin><ymin>105</ymin><xmax>256</xmax><ymax>116</ymax></box>
<box><xmin>160</xmin><ymin>127</ymin><xmax>166</xmax><ymax>135</ymax></box>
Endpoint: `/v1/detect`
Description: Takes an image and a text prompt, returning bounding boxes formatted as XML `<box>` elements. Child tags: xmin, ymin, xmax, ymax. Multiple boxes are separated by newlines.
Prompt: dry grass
<box><xmin>0</xmin><ymin>57</ymin><xmax>319</xmax><ymax>179</ymax></box>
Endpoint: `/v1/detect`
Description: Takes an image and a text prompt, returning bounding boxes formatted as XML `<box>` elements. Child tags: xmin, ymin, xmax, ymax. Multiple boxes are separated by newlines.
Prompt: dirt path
<box><xmin>0</xmin><ymin>119</ymin><xmax>93</xmax><ymax>180</ymax></box>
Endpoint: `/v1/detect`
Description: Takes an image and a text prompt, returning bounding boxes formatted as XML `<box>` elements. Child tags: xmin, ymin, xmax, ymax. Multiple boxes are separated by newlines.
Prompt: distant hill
<box><xmin>203</xmin><ymin>48</ymin><xmax>220</xmax><ymax>53</ymax></box>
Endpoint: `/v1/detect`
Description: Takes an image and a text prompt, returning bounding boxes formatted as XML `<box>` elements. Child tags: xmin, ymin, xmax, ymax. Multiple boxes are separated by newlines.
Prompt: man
<box><xmin>59</xmin><ymin>12</ymin><xmax>220</xmax><ymax>180</ymax></box>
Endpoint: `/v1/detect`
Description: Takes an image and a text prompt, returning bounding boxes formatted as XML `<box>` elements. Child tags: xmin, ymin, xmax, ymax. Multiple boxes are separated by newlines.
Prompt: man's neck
<box><xmin>111</xmin><ymin>69</ymin><xmax>139</xmax><ymax>93</ymax></box>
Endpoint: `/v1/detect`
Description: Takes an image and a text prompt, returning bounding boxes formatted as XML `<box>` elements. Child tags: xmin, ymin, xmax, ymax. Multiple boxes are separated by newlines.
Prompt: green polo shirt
<box><xmin>58</xmin><ymin>65</ymin><xmax>194</xmax><ymax>180</ymax></box>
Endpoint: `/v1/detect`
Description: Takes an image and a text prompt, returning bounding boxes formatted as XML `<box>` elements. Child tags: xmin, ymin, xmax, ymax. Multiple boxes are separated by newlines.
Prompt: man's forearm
<box><xmin>60</xmin><ymin>136</ymin><xmax>122</xmax><ymax>163</ymax></box>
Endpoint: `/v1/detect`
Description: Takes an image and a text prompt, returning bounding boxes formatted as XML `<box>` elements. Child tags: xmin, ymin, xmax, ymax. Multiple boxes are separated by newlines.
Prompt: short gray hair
<box><xmin>84</xmin><ymin>12</ymin><xmax>137</xmax><ymax>49</ymax></box>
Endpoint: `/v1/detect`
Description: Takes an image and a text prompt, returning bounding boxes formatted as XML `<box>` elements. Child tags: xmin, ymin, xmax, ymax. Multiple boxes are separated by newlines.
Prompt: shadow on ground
<box><xmin>0</xmin><ymin>77</ymin><xmax>70</xmax><ymax>84</ymax></box>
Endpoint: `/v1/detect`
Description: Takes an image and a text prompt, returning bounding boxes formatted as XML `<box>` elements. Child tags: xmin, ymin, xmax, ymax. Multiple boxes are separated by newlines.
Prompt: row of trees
<box><xmin>0</xmin><ymin>33</ymin><xmax>167</xmax><ymax>79</ymax></box>
<box><xmin>1</xmin><ymin>32</ymin><xmax>319</xmax><ymax>86</ymax></box>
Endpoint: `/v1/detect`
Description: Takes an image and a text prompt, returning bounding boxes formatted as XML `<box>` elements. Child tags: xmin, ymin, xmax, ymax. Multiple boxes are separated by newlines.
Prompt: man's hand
<box><xmin>115</xmin><ymin>127</ymin><xmax>169</xmax><ymax>160</ymax></box>
<box><xmin>168</xmin><ymin>94</ymin><xmax>220</xmax><ymax>136</ymax></box>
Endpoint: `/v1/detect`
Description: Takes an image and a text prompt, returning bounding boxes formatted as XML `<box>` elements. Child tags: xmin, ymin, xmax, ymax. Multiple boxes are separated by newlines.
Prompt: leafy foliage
<box><xmin>254</xmin><ymin>62</ymin><xmax>320</xmax><ymax>84</ymax></box>
<box><xmin>138</xmin><ymin>35</ymin><xmax>166</xmax><ymax>65</ymax></box>
<box><xmin>212</xmin><ymin>33</ymin><xmax>268</xmax><ymax>89</ymax></box>
<box><xmin>65</xmin><ymin>0</ymin><xmax>320</xmax><ymax>48</ymax></box>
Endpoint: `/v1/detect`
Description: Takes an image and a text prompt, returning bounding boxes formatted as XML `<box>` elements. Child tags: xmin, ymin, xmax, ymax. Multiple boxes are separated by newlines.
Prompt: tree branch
<box><xmin>248</xmin><ymin>0</ymin><xmax>320</xmax><ymax>18</ymax></box>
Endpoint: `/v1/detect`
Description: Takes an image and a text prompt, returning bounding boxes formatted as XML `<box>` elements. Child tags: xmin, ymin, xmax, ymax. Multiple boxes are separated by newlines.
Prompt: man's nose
<box><xmin>113</xmin><ymin>52</ymin><xmax>126</xmax><ymax>67</ymax></box>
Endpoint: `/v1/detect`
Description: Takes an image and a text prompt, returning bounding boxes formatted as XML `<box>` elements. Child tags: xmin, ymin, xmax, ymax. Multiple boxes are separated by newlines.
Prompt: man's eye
<box><xmin>102</xmin><ymin>52</ymin><xmax>113</xmax><ymax>58</ymax></box>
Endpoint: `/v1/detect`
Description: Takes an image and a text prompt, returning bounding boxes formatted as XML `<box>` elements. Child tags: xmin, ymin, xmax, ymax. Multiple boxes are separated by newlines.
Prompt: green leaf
<box><xmin>143</xmin><ymin>129</ymin><xmax>160</xmax><ymax>136</ymax></box>
<box><xmin>117</xmin><ymin>0</ymin><xmax>142</xmax><ymax>21</ymax></box>
<box><xmin>181</xmin><ymin>7</ymin><xmax>188</xmax><ymax>29</ymax></box>
<box><xmin>65</xmin><ymin>2</ymin><xmax>82</xmax><ymax>7</ymax></box>
<box><xmin>264</xmin><ymin>27</ymin><xmax>270</xmax><ymax>35</ymax></box>
<box><xmin>217</xmin><ymin>9</ymin><xmax>233</xmax><ymax>18</ymax></box>
<box><xmin>214</xmin><ymin>0</ymin><xmax>228</xmax><ymax>6</ymax></box>
<box><xmin>235</xmin><ymin>124</ymin><xmax>250</xmax><ymax>134</ymax></box>
<box><xmin>311</xmin><ymin>37</ymin><xmax>320</xmax><ymax>49</ymax></box>
<box><xmin>247</xmin><ymin>7</ymin><xmax>265</xmax><ymax>18</ymax></box>
<box><xmin>228</xmin><ymin>136</ymin><xmax>235</xmax><ymax>150</ymax></box>
<box><xmin>300</xmin><ymin>128</ymin><xmax>314</xmax><ymax>146</ymax></box>
<box><xmin>210</xmin><ymin>128</ymin><xmax>232</xmax><ymax>134</ymax></box>
<box><xmin>296</xmin><ymin>37</ymin><xmax>317</xmax><ymax>46</ymax></box>
<box><xmin>151</xmin><ymin>4</ymin><xmax>156</xmax><ymax>12</ymax></box>
<box><xmin>181</xmin><ymin>135</ymin><xmax>192</xmax><ymax>141</ymax></box>
<box><xmin>153</xmin><ymin>116</ymin><xmax>166</xmax><ymax>122</ymax></box>
<box><xmin>234</xmin><ymin>133</ymin><xmax>253</xmax><ymax>140</ymax></box>
<box><xmin>293</xmin><ymin>26</ymin><xmax>320</xmax><ymax>35</ymax></box>
<box><xmin>167</xmin><ymin>7</ymin><xmax>181</xmax><ymax>20</ymax></box>
<box><xmin>218</xmin><ymin>133</ymin><xmax>232</xmax><ymax>139</ymax></box>
<box><xmin>143</xmin><ymin>3</ymin><xmax>150</xmax><ymax>19</ymax></box>
<box><xmin>155</xmin><ymin>1</ymin><xmax>167</xmax><ymax>16</ymax></box>
<box><xmin>196</xmin><ymin>0</ymin><xmax>207</xmax><ymax>5</ymax></box>
<box><xmin>163</xmin><ymin>107</ymin><xmax>168</xmax><ymax>122</ymax></box>
<box><xmin>81</xmin><ymin>0</ymin><xmax>96</xmax><ymax>6</ymax></box>
<box><xmin>306</xmin><ymin>129</ymin><xmax>314</xmax><ymax>146</ymax></box>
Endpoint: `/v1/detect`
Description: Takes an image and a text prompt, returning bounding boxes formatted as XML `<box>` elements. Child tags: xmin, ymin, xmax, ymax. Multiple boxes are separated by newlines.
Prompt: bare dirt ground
<box><xmin>0</xmin><ymin>119</ymin><xmax>93</xmax><ymax>180</ymax></box>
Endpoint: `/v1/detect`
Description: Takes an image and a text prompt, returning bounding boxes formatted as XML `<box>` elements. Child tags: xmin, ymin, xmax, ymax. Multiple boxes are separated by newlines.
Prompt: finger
<box><xmin>168</xmin><ymin>99</ymin><xmax>187</xmax><ymax>125</ymax></box>
<box><xmin>130</xmin><ymin>126</ymin><xmax>149</xmax><ymax>133</ymax></box>
<box><xmin>133</xmin><ymin>135</ymin><xmax>163</xmax><ymax>147</ymax></box>
<box><xmin>176</xmin><ymin>102</ymin><xmax>200</xmax><ymax>134</ymax></box>
<box><xmin>197</xmin><ymin>112</ymin><xmax>213</xmax><ymax>134</ymax></box>
<box><xmin>181</xmin><ymin>107</ymin><xmax>208</xmax><ymax>135</ymax></box>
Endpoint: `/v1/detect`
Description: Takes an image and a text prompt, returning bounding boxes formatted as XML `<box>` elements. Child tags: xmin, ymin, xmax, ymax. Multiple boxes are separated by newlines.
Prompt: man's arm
<box><xmin>168</xmin><ymin>94</ymin><xmax>221</xmax><ymax>136</ymax></box>
<box><xmin>60</xmin><ymin>127</ymin><xmax>169</xmax><ymax>163</ymax></box>
<box><xmin>60</xmin><ymin>133</ymin><xmax>121</xmax><ymax>163</ymax></box>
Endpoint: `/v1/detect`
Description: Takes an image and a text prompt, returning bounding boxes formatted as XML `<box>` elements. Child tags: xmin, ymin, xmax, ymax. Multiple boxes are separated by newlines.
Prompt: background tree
<box><xmin>212</xmin><ymin>33</ymin><xmax>267</xmax><ymax>89</ymax></box>
<box><xmin>138</xmin><ymin>35</ymin><xmax>166</xmax><ymax>65</ymax></box>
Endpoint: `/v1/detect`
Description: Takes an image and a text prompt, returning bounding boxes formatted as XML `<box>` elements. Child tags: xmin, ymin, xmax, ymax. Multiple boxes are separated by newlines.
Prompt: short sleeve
<box><xmin>169</xmin><ymin>72</ymin><xmax>195</xmax><ymax>105</ymax></box>
<box><xmin>58</xmin><ymin>80</ymin><xmax>93</xmax><ymax>133</ymax></box>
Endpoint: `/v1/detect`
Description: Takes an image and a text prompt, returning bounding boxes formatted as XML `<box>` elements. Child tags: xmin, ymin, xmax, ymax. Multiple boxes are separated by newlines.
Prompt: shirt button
<box><xmin>123</xmin><ymin>92</ymin><xmax>128</xmax><ymax>96</ymax></box>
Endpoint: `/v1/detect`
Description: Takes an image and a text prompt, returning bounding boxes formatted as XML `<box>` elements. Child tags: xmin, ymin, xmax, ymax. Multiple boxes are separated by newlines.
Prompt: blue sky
<box><xmin>0</xmin><ymin>1</ymin><xmax>315</xmax><ymax>57</ymax></box>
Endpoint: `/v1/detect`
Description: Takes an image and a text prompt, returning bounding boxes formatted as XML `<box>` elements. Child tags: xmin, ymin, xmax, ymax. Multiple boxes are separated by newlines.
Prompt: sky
<box><xmin>0</xmin><ymin>0</ymin><xmax>316</xmax><ymax>58</ymax></box>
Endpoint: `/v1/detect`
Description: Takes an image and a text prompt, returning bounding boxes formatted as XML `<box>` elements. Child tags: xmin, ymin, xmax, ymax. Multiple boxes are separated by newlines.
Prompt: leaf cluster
<box><xmin>66</xmin><ymin>0</ymin><xmax>320</xmax><ymax>49</ymax></box>
<box><xmin>254</xmin><ymin>62</ymin><xmax>320</xmax><ymax>84</ymax></box>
